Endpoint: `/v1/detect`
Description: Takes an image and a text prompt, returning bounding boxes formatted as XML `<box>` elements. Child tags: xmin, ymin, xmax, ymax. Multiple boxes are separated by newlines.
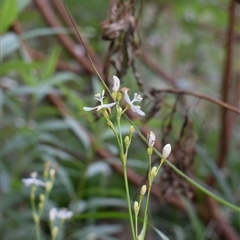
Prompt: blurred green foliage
<box><xmin>1</xmin><ymin>0</ymin><xmax>239</xmax><ymax>240</ymax></box>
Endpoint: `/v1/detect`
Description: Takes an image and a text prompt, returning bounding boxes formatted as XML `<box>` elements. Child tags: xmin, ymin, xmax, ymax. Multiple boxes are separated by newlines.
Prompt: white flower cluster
<box><xmin>22</xmin><ymin>172</ymin><xmax>46</xmax><ymax>187</ymax></box>
<box><xmin>83</xmin><ymin>75</ymin><xmax>145</xmax><ymax>116</ymax></box>
<box><xmin>49</xmin><ymin>208</ymin><xmax>73</xmax><ymax>221</ymax></box>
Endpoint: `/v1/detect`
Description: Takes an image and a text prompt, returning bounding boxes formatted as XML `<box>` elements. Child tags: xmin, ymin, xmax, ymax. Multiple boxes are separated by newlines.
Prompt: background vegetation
<box><xmin>1</xmin><ymin>0</ymin><xmax>240</xmax><ymax>239</ymax></box>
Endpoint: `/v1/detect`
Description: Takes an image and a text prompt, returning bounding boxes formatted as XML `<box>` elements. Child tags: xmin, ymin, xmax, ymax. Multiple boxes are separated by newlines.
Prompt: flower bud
<box><xmin>46</xmin><ymin>181</ymin><xmax>53</xmax><ymax>192</ymax></box>
<box><xmin>112</xmin><ymin>75</ymin><xmax>120</xmax><ymax>92</ymax></box>
<box><xmin>50</xmin><ymin>169</ymin><xmax>55</xmax><ymax>179</ymax></box>
<box><xmin>162</xmin><ymin>144</ymin><xmax>171</xmax><ymax>159</ymax></box>
<box><xmin>150</xmin><ymin>166</ymin><xmax>158</xmax><ymax>181</ymax></box>
<box><xmin>52</xmin><ymin>226</ymin><xmax>58</xmax><ymax>239</ymax></box>
<box><xmin>140</xmin><ymin>185</ymin><xmax>147</xmax><ymax>196</ymax></box>
<box><xmin>129</xmin><ymin>125</ymin><xmax>134</xmax><ymax>135</ymax></box>
<box><xmin>134</xmin><ymin>201</ymin><xmax>139</xmax><ymax>215</ymax></box>
<box><xmin>39</xmin><ymin>194</ymin><xmax>45</xmax><ymax>202</ymax></box>
<box><xmin>147</xmin><ymin>147</ymin><xmax>153</xmax><ymax>156</ymax></box>
<box><xmin>124</xmin><ymin>136</ymin><xmax>130</xmax><ymax>147</ymax></box>
<box><xmin>116</xmin><ymin>92</ymin><xmax>122</xmax><ymax>101</ymax></box>
<box><xmin>147</xmin><ymin>131</ymin><xmax>155</xmax><ymax>148</ymax></box>
<box><xmin>107</xmin><ymin>120</ymin><xmax>114</xmax><ymax>130</ymax></box>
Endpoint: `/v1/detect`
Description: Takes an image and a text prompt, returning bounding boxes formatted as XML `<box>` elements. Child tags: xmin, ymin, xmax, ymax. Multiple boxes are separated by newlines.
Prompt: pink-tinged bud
<box><xmin>162</xmin><ymin>144</ymin><xmax>171</xmax><ymax>158</ymax></box>
<box><xmin>147</xmin><ymin>131</ymin><xmax>155</xmax><ymax>148</ymax></box>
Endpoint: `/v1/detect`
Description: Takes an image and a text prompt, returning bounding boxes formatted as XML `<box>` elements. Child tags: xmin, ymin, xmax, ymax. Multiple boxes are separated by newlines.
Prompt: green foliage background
<box><xmin>1</xmin><ymin>0</ymin><xmax>239</xmax><ymax>239</ymax></box>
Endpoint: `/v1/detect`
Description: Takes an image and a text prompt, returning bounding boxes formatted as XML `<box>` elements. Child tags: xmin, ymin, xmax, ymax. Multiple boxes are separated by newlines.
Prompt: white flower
<box><xmin>147</xmin><ymin>131</ymin><xmax>155</xmax><ymax>147</ymax></box>
<box><xmin>22</xmin><ymin>172</ymin><xmax>46</xmax><ymax>187</ymax></box>
<box><xmin>162</xmin><ymin>144</ymin><xmax>171</xmax><ymax>158</ymax></box>
<box><xmin>49</xmin><ymin>208</ymin><xmax>58</xmax><ymax>221</ymax></box>
<box><xmin>122</xmin><ymin>89</ymin><xmax>145</xmax><ymax>116</ymax></box>
<box><xmin>57</xmin><ymin>209</ymin><xmax>73</xmax><ymax>220</ymax></box>
<box><xmin>112</xmin><ymin>75</ymin><xmax>120</xmax><ymax>92</ymax></box>
<box><xmin>49</xmin><ymin>208</ymin><xmax>73</xmax><ymax>221</ymax></box>
<box><xmin>83</xmin><ymin>90</ymin><xmax>116</xmax><ymax>111</ymax></box>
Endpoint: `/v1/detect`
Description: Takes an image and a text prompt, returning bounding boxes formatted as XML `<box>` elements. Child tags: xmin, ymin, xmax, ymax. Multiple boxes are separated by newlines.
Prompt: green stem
<box><xmin>135</xmin><ymin>213</ymin><xmax>138</xmax><ymax>239</ymax></box>
<box><xmin>30</xmin><ymin>187</ymin><xmax>40</xmax><ymax>240</ymax></box>
<box><xmin>143</xmin><ymin>182</ymin><xmax>151</xmax><ymax>220</ymax></box>
<box><xmin>123</xmin><ymin>162</ymin><xmax>135</xmax><ymax>240</ymax></box>
<box><xmin>144</xmin><ymin>154</ymin><xmax>152</xmax><ymax>219</ymax></box>
<box><xmin>116</xmin><ymin>112</ymin><xmax>135</xmax><ymax>239</ymax></box>
<box><xmin>164</xmin><ymin>158</ymin><xmax>240</xmax><ymax>212</ymax></box>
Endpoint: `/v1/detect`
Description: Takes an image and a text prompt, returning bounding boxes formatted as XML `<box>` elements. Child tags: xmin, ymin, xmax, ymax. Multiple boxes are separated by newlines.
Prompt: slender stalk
<box><xmin>143</xmin><ymin>182</ymin><xmax>151</xmax><ymax>220</ymax></box>
<box><xmin>30</xmin><ymin>186</ymin><xmax>41</xmax><ymax>240</ymax></box>
<box><xmin>116</xmin><ymin>113</ymin><xmax>135</xmax><ymax>239</ymax></box>
<box><xmin>135</xmin><ymin>213</ymin><xmax>138</xmax><ymax>239</ymax></box>
<box><xmin>123</xmin><ymin>161</ymin><xmax>135</xmax><ymax>240</ymax></box>
<box><xmin>164</xmin><ymin>158</ymin><xmax>240</xmax><ymax>212</ymax></box>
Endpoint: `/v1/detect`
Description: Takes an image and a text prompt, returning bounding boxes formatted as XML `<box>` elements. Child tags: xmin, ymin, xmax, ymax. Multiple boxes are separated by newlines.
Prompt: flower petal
<box><xmin>22</xmin><ymin>178</ymin><xmax>46</xmax><ymax>187</ymax></box>
<box><xmin>123</xmin><ymin>91</ymin><xmax>131</xmax><ymax>104</ymax></box>
<box><xmin>112</xmin><ymin>75</ymin><xmax>120</xmax><ymax>92</ymax></box>
<box><xmin>49</xmin><ymin>208</ymin><xmax>58</xmax><ymax>221</ymax></box>
<box><xmin>130</xmin><ymin>105</ymin><xmax>145</xmax><ymax>116</ymax></box>
<box><xmin>57</xmin><ymin>209</ymin><xmax>73</xmax><ymax>220</ymax></box>
<box><xmin>83</xmin><ymin>106</ymin><xmax>98</xmax><ymax>111</ymax></box>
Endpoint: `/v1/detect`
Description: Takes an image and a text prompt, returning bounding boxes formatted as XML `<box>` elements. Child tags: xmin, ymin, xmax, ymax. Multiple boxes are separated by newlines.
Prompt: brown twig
<box><xmin>206</xmin><ymin>0</ymin><xmax>238</xmax><ymax>189</ymax></box>
<box><xmin>51</xmin><ymin>0</ymin><xmax>102</xmax><ymax>68</ymax></box>
<box><xmin>34</xmin><ymin>0</ymin><xmax>103</xmax><ymax>76</ymax></box>
<box><xmin>216</xmin><ymin>0</ymin><xmax>237</xmax><ymax>169</ymax></box>
<box><xmin>150</xmin><ymin>88</ymin><xmax>240</xmax><ymax>115</ymax></box>
<box><xmin>207</xmin><ymin>198</ymin><xmax>240</xmax><ymax>240</ymax></box>
<box><xmin>140</xmin><ymin>51</ymin><xmax>177</xmax><ymax>87</ymax></box>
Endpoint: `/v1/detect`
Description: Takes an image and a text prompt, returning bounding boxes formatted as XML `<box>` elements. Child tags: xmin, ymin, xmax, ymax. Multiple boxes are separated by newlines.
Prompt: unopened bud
<box><xmin>147</xmin><ymin>131</ymin><xmax>155</xmax><ymax>148</ymax></box>
<box><xmin>124</xmin><ymin>136</ymin><xmax>130</xmax><ymax>147</ymax></box>
<box><xmin>50</xmin><ymin>169</ymin><xmax>55</xmax><ymax>179</ymax></box>
<box><xmin>162</xmin><ymin>144</ymin><xmax>171</xmax><ymax>159</ymax></box>
<box><xmin>46</xmin><ymin>181</ymin><xmax>52</xmax><ymax>192</ymax></box>
<box><xmin>116</xmin><ymin>92</ymin><xmax>122</xmax><ymax>101</ymax></box>
<box><xmin>39</xmin><ymin>194</ymin><xmax>45</xmax><ymax>202</ymax></box>
<box><xmin>147</xmin><ymin>147</ymin><xmax>153</xmax><ymax>156</ymax></box>
<box><xmin>134</xmin><ymin>201</ymin><xmax>139</xmax><ymax>215</ymax></box>
<box><xmin>129</xmin><ymin>125</ymin><xmax>134</xmax><ymax>135</ymax></box>
<box><xmin>107</xmin><ymin>120</ymin><xmax>114</xmax><ymax>130</ymax></box>
<box><xmin>150</xmin><ymin>166</ymin><xmax>158</xmax><ymax>181</ymax></box>
<box><xmin>52</xmin><ymin>226</ymin><xmax>58</xmax><ymax>239</ymax></box>
<box><xmin>140</xmin><ymin>185</ymin><xmax>147</xmax><ymax>196</ymax></box>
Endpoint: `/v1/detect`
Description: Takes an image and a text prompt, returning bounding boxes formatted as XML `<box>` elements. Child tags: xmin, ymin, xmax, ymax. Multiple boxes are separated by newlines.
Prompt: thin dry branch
<box><xmin>150</xmin><ymin>88</ymin><xmax>240</xmax><ymax>115</ymax></box>
<box><xmin>34</xmin><ymin>0</ymin><xmax>102</xmax><ymax>76</ymax></box>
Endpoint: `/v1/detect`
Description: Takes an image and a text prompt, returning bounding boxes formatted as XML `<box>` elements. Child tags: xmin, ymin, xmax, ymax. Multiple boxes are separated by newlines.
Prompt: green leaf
<box><xmin>0</xmin><ymin>33</ymin><xmax>19</xmax><ymax>60</ymax></box>
<box><xmin>181</xmin><ymin>197</ymin><xmax>206</xmax><ymax>240</ymax></box>
<box><xmin>1</xmin><ymin>60</ymin><xmax>42</xmax><ymax>76</ymax></box>
<box><xmin>151</xmin><ymin>226</ymin><xmax>170</xmax><ymax>240</ymax></box>
<box><xmin>40</xmin><ymin>47</ymin><xmax>61</xmax><ymax>79</ymax></box>
<box><xmin>1</xmin><ymin>0</ymin><xmax>18</xmax><ymax>34</ymax></box>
